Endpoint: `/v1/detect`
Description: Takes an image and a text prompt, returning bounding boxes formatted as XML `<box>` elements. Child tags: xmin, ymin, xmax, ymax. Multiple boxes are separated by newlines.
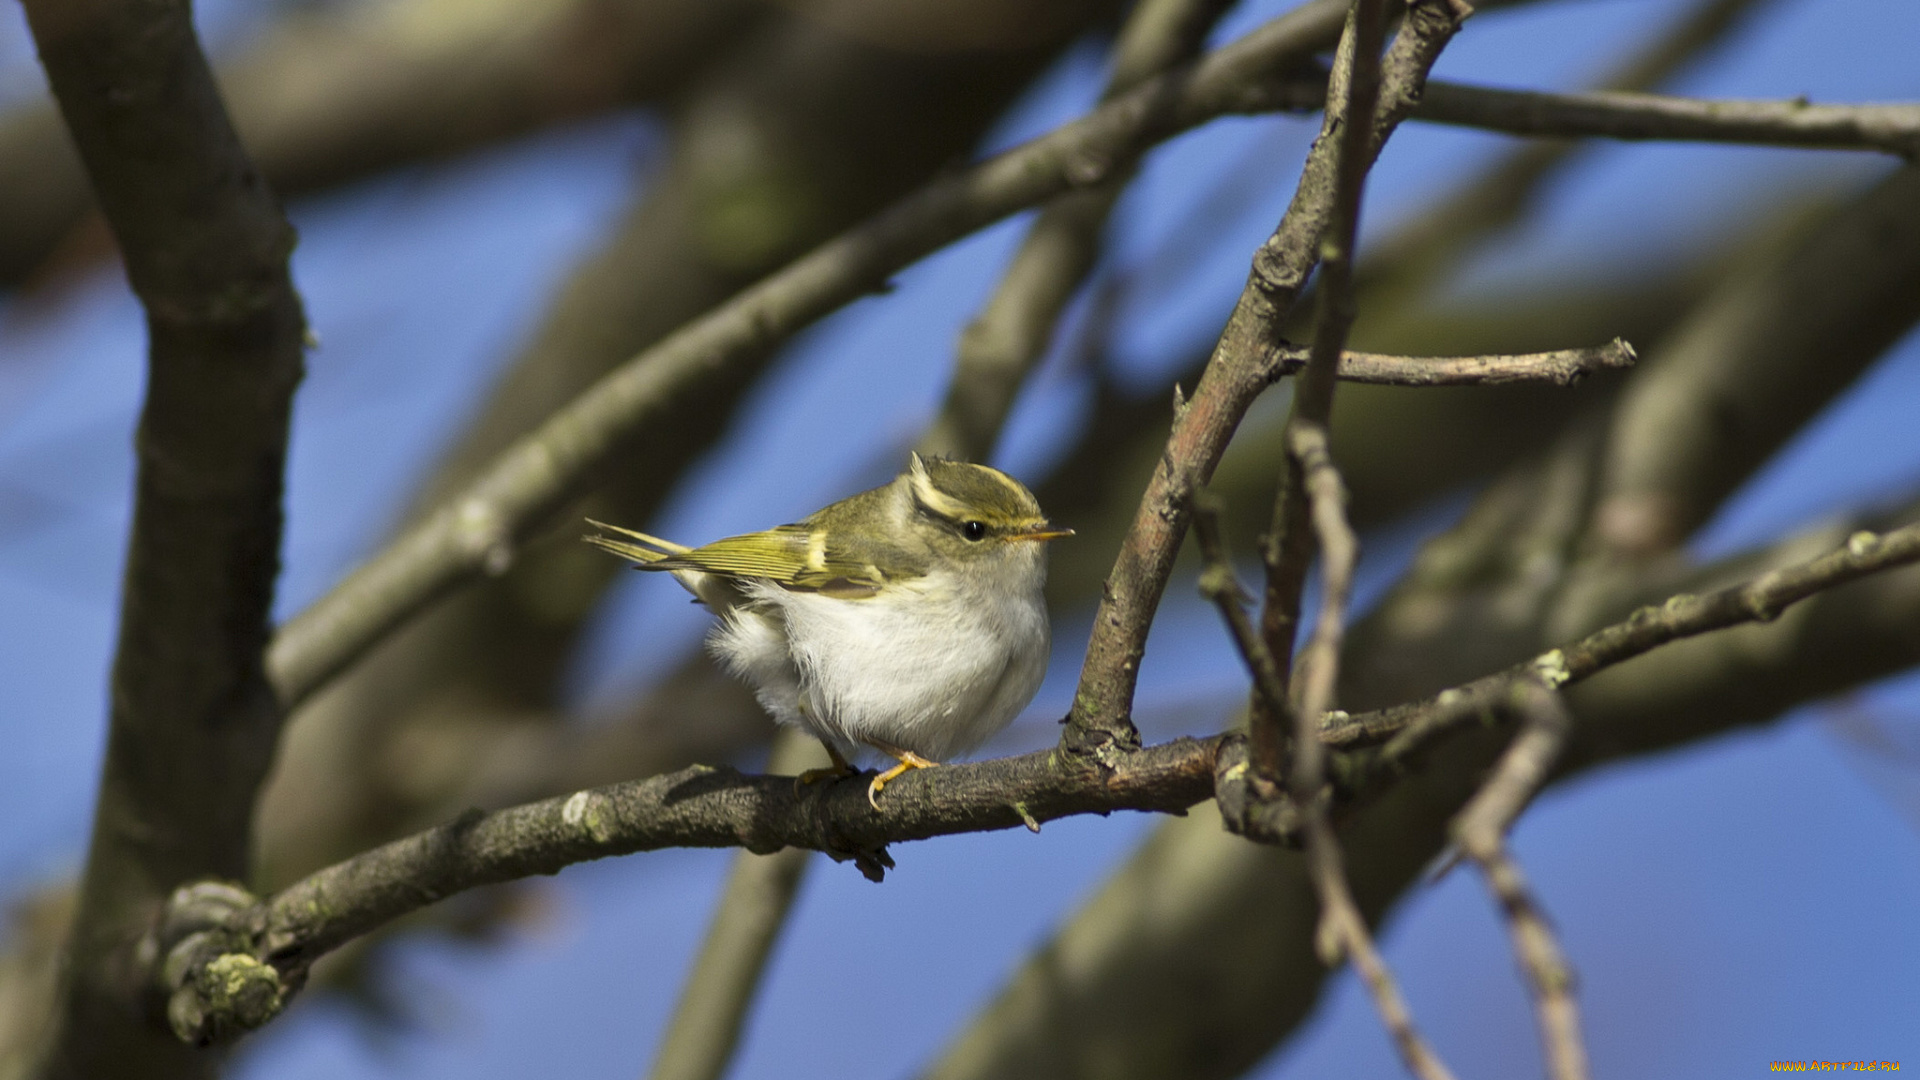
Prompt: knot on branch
<box><xmin>147</xmin><ymin>880</ymin><xmax>291</xmax><ymax>1046</ymax></box>
<box><xmin>1058</xmin><ymin>708</ymin><xmax>1143</xmax><ymax>770</ymax></box>
<box><xmin>1211</xmin><ymin>737</ymin><xmax>1306</xmax><ymax>846</ymax></box>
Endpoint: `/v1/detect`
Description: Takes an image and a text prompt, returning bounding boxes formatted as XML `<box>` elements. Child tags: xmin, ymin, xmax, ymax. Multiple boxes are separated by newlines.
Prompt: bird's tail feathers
<box><xmin>583</xmin><ymin>519</ymin><xmax>689</xmax><ymax>567</ymax></box>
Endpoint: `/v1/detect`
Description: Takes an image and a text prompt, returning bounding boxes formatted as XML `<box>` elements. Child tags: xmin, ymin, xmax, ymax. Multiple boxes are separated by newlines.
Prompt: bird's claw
<box><xmin>792</xmin><ymin>763</ymin><xmax>854</xmax><ymax>796</ymax></box>
<box><xmin>865</xmin><ymin>750</ymin><xmax>938</xmax><ymax>809</ymax></box>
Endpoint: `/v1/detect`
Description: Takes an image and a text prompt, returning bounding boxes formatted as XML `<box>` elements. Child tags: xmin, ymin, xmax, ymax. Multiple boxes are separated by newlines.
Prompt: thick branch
<box><xmin>21</xmin><ymin>0</ymin><xmax>307</xmax><ymax>1077</ymax></box>
<box><xmin>272</xmin><ymin>740</ymin><xmax>1214</xmax><ymax>938</ymax></box>
<box><xmin>159</xmin><ymin>736</ymin><xmax>1223</xmax><ymax>1042</ymax></box>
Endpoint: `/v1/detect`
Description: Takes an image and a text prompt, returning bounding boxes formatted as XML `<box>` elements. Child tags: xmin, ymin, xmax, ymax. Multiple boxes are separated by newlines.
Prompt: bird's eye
<box><xmin>962</xmin><ymin>520</ymin><xmax>987</xmax><ymax>541</ymax></box>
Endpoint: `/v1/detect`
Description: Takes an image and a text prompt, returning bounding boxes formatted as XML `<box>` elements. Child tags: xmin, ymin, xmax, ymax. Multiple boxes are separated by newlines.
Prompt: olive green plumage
<box><xmin>583</xmin><ymin>454</ymin><xmax>1069</xmax><ymax>798</ymax></box>
<box><xmin>584</xmin><ymin>454</ymin><xmax>1059</xmax><ymax>599</ymax></box>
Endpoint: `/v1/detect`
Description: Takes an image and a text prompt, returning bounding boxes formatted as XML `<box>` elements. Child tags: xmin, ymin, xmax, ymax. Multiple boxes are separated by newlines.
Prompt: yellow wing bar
<box><xmin>584</xmin><ymin>519</ymin><xmax>886</xmax><ymax>597</ymax></box>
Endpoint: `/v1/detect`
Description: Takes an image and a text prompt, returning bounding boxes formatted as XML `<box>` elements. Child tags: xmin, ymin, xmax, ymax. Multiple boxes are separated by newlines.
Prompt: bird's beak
<box><xmin>1012</xmin><ymin>523</ymin><xmax>1074</xmax><ymax>543</ymax></box>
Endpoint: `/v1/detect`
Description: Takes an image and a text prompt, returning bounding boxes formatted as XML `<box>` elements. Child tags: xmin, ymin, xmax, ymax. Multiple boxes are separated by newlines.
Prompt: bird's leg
<box><xmin>793</xmin><ymin>740</ymin><xmax>855</xmax><ymax>792</ymax></box>
<box><xmin>862</xmin><ymin>738</ymin><xmax>939</xmax><ymax>808</ymax></box>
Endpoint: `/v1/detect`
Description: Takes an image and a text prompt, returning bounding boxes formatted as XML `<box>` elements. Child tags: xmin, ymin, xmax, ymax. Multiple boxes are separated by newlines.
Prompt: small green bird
<box><xmin>586</xmin><ymin>453</ymin><xmax>1071</xmax><ymax>805</ymax></box>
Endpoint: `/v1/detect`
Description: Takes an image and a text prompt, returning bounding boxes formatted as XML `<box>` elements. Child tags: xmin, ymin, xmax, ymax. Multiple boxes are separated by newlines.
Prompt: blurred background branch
<box><xmin>0</xmin><ymin>0</ymin><xmax>763</xmax><ymax>290</ymax></box>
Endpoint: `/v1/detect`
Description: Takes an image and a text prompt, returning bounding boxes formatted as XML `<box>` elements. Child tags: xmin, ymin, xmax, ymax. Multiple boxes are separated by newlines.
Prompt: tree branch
<box><xmin>1064</xmin><ymin>0</ymin><xmax>1470</xmax><ymax>762</ymax></box>
<box><xmin>917</xmin><ymin>511</ymin><xmax>1920</xmax><ymax>1080</ymax></box>
<box><xmin>1263</xmin><ymin>9</ymin><xmax>1455</xmax><ymax>1057</ymax></box>
<box><xmin>1323</xmin><ymin>520</ymin><xmax>1920</xmax><ymax>764</ymax></box>
<box><xmin>1449</xmin><ymin>680</ymin><xmax>1590</xmax><ymax>1080</ymax></box>
<box><xmin>159</xmin><ymin>736</ymin><xmax>1226</xmax><ymax>1043</ymax></box>
<box><xmin>1290</xmin><ymin>421</ymin><xmax>1456</xmax><ymax>1080</ymax></box>
<box><xmin>1415</xmin><ymin>81</ymin><xmax>1920</xmax><ymax>158</ymax></box>
<box><xmin>1192</xmin><ymin>493</ymin><xmax>1293</xmax><ymax>721</ymax></box>
<box><xmin>1277</xmin><ymin>340</ymin><xmax>1635</xmax><ymax>385</ymax></box>
<box><xmin>1246</xmin><ymin>0</ymin><xmax>1392</xmax><ymax>781</ymax></box>
<box><xmin>20</xmin><ymin>0</ymin><xmax>307</xmax><ymax>1076</ymax></box>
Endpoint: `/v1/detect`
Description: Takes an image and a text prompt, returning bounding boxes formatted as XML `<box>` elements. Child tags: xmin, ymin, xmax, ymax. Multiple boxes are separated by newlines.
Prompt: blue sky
<box><xmin>1</xmin><ymin>0</ymin><xmax>1917</xmax><ymax>1077</ymax></box>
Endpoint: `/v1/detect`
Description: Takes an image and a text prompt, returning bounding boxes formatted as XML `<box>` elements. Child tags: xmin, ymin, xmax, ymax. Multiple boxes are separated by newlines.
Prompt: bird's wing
<box><xmin>582</xmin><ymin>519</ymin><xmax>688</xmax><ymax>565</ymax></box>
<box><xmin>658</xmin><ymin>525</ymin><xmax>890</xmax><ymax>599</ymax></box>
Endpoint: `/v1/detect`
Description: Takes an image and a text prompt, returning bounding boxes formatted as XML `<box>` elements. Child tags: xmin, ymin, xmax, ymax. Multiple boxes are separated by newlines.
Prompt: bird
<box><xmin>584</xmin><ymin>453</ymin><xmax>1071</xmax><ymax>807</ymax></box>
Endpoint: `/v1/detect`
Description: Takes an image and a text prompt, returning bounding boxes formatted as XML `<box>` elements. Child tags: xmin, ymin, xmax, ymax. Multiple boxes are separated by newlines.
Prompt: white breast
<box><xmin>708</xmin><ymin>568</ymin><xmax>1049</xmax><ymax>763</ymax></box>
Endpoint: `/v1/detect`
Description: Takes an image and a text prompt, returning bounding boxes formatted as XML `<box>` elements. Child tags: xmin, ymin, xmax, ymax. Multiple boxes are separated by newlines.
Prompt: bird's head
<box><xmin>899</xmin><ymin>453</ymin><xmax>1071</xmax><ymax>571</ymax></box>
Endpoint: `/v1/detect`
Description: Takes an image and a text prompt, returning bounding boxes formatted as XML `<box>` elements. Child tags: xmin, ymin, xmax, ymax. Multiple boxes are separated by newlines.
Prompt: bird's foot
<box><xmin>866</xmin><ymin>748</ymin><xmax>939</xmax><ymax>809</ymax></box>
<box><xmin>792</xmin><ymin>742</ymin><xmax>855</xmax><ymax>795</ymax></box>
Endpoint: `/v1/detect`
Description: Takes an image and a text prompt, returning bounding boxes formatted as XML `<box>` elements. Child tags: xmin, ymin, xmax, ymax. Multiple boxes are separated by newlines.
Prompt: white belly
<box><xmin>708</xmin><ymin>571</ymin><xmax>1049</xmax><ymax>763</ymax></box>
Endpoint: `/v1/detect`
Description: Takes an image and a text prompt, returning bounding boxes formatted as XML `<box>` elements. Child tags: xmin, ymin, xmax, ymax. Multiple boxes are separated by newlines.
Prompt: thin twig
<box><xmin>1260</xmin><ymin>69</ymin><xmax>1920</xmax><ymax>158</ymax></box>
<box><xmin>1286</xmin><ymin>427</ymin><xmax>1360</xmax><ymax>745</ymax></box>
<box><xmin>1199</xmin><ymin>446</ymin><xmax>1425</xmax><ymax>1080</ymax></box>
<box><xmin>1273</xmin><ymin>340</ymin><xmax>1635</xmax><ymax>386</ymax></box>
<box><xmin>1415</xmin><ymin>82</ymin><xmax>1920</xmax><ymax>158</ymax></box>
<box><xmin>1191</xmin><ymin>492</ymin><xmax>1292</xmax><ymax>722</ymax></box>
<box><xmin>1322</xmin><ymin>521</ymin><xmax>1920</xmax><ymax>757</ymax></box>
<box><xmin>1246</xmin><ymin>0</ymin><xmax>1394</xmax><ymax>778</ymax></box>
<box><xmin>1316</xmin><ymin>896</ymin><xmax>1459</xmax><ymax>1080</ymax></box>
<box><xmin>1293</xmin><ymin>422</ymin><xmax>1455</xmax><ymax>1080</ymax></box>
<box><xmin>1290</xmin><ymin>418</ymin><xmax>1454</xmax><ymax>1080</ymax></box>
<box><xmin>1451</xmin><ymin>681</ymin><xmax>1590</xmax><ymax>1080</ymax></box>
<box><xmin>1260</xmin><ymin>3</ymin><xmax>1457</xmax><ymax>1077</ymax></box>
